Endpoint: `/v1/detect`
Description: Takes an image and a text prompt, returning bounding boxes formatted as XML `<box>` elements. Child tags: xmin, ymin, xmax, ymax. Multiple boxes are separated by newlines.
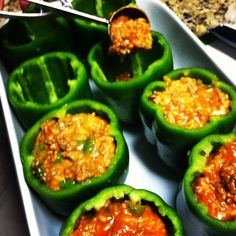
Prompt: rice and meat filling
<box><xmin>71</xmin><ymin>199</ymin><xmax>168</xmax><ymax>236</ymax></box>
<box><xmin>193</xmin><ymin>141</ymin><xmax>236</xmax><ymax>221</ymax></box>
<box><xmin>32</xmin><ymin>113</ymin><xmax>116</xmax><ymax>191</ymax></box>
<box><xmin>150</xmin><ymin>76</ymin><xmax>231</xmax><ymax>129</ymax></box>
<box><xmin>109</xmin><ymin>15</ymin><xmax>153</xmax><ymax>56</ymax></box>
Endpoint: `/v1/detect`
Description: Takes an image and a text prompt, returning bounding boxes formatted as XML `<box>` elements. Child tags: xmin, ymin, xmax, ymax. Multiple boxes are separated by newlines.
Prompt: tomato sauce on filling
<box><xmin>71</xmin><ymin>199</ymin><xmax>168</xmax><ymax>236</ymax></box>
<box><xmin>150</xmin><ymin>76</ymin><xmax>232</xmax><ymax>129</ymax></box>
<box><xmin>109</xmin><ymin>15</ymin><xmax>153</xmax><ymax>55</ymax></box>
<box><xmin>193</xmin><ymin>141</ymin><xmax>236</xmax><ymax>220</ymax></box>
<box><xmin>31</xmin><ymin>113</ymin><xmax>116</xmax><ymax>191</ymax></box>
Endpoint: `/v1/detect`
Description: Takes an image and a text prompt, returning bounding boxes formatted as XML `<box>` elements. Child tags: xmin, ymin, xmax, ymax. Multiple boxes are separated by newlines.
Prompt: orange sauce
<box><xmin>32</xmin><ymin>113</ymin><xmax>115</xmax><ymax>190</ymax></box>
<box><xmin>150</xmin><ymin>76</ymin><xmax>231</xmax><ymax>129</ymax></box>
<box><xmin>109</xmin><ymin>15</ymin><xmax>152</xmax><ymax>55</ymax></box>
<box><xmin>193</xmin><ymin>141</ymin><xmax>236</xmax><ymax>220</ymax></box>
<box><xmin>71</xmin><ymin>199</ymin><xmax>167</xmax><ymax>236</ymax></box>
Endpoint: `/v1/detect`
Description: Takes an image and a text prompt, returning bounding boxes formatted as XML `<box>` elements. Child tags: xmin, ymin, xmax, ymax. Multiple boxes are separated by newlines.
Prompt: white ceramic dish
<box><xmin>0</xmin><ymin>0</ymin><xmax>235</xmax><ymax>235</ymax></box>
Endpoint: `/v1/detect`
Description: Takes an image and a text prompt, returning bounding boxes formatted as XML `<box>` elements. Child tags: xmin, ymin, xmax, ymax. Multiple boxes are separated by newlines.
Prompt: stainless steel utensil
<box><xmin>27</xmin><ymin>0</ymin><xmax>150</xmax><ymax>36</ymax></box>
<box><xmin>0</xmin><ymin>0</ymin><xmax>150</xmax><ymax>36</ymax></box>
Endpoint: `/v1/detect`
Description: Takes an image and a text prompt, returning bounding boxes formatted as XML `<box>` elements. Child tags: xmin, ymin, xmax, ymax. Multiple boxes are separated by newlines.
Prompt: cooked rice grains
<box><xmin>150</xmin><ymin>76</ymin><xmax>231</xmax><ymax>129</ymax></box>
<box><xmin>32</xmin><ymin>113</ymin><xmax>116</xmax><ymax>191</ymax></box>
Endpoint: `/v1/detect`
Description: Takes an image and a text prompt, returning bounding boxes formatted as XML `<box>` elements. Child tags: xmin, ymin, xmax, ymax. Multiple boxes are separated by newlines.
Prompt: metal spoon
<box><xmin>23</xmin><ymin>0</ymin><xmax>150</xmax><ymax>35</ymax></box>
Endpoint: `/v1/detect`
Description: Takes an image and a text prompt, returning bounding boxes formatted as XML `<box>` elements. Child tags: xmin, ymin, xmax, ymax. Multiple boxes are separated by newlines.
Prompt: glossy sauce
<box><xmin>193</xmin><ymin>141</ymin><xmax>236</xmax><ymax>220</ymax></box>
<box><xmin>71</xmin><ymin>199</ymin><xmax>167</xmax><ymax>236</ymax></box>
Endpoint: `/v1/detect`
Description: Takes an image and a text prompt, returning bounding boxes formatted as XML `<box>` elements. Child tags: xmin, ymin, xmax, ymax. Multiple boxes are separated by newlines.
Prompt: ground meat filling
<box><xmin>71</xmin><ymin>199</ymin><xmax>168</xmax><ymax>236</ymax></box>
<box><xmin>109</xmin><ymin>15</ymin><xmax>153</xmax><ymax>56</ymax></box>
<box><xmin>31</xmin><ymin>113</ymin><xmax>116</xmax><ymax>191</ymax></box>
<box><xmin>193</xmin><ymin>141</ymin><xmax>236</xmax><ymax>221</ymax></box>
<box><xmin>150</xmin><ymin>76</ymin><xmax>231</xmax><ymax>129</ymax></box>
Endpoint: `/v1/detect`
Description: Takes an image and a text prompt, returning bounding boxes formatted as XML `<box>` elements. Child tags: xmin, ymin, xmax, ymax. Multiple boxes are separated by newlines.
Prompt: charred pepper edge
<box><xmin>7</xmin><ymin>52</ymin><xmax>92</xmax><ymax>129</ymax></box>
<box><xmin>59</xmin><ymin>184</ymin><xmax>184</xmax><ymax>236</ymax></box>
<box><xmin>20</xmin><ymin>100</ymin><xmax>129</xmax><ymax>212</ymax></box>
<box><xmin>87</xmin><ymin>31</ymin><xmax>173</xmax><ymax>89</ymax></box>
<box><xmin>183</xmin><ymin>133</ymin><xmax>236</xmax><ymax>232</ymax></box>
<box><xmin>140</xmin><ymin>67</ymin><xmax>236</xmax><ymax>142</ymax></box>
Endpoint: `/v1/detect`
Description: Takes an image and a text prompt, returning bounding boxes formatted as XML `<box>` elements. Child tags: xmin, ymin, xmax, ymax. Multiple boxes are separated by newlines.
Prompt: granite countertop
<box><xmin>0</xmin><ymin>106</ymin><xmax>29</xmax><ymax>236</ymax></box>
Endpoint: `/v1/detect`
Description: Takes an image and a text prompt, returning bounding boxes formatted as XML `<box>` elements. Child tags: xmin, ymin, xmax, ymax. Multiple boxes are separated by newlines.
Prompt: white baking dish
<box><xmin>0</xmin><ymin>0</ymin><xmax>235</xmax><ymax>235</ymax></box>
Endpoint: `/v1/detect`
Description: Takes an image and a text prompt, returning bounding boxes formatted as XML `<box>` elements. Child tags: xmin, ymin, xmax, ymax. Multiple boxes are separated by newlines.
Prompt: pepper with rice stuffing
<box><xmin>139</xmin><ymin>67</ymin><xmax>236</xmax><ymax>171</ymax></box>
<box><xmin>193</xmin><ymin>140</ymin><xmax>236</xmax><ymax>221</ymax></box>
<box><xmin>71</xmin><ymin>198</ymin><xmax>167</xmax><ymax>236</ymax></box>
<box><xmin>60</xmin><ymin>185</ymin><xmax>183</xmax><ymax>236</ymax></box>
<box><xmin>176</xmin><ymin>133</ymin><xmax>236</xmax><ymax>236</ymax></box>
<box><xmin>20</xmin><ymin>100</ymin><xmax>129</xmax><ymax>216</ymax></box>
<box><xmin>32</xmin><ymin>113</ymin><xmax>116</xmax><ymax>191</ymax></box>
<box><xmin>150</xmin><ymin>76</ymin><xmax>232</xmax><ymax>129</ymax></box>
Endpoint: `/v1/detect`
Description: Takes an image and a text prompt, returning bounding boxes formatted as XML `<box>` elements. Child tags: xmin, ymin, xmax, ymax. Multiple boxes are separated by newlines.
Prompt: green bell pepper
<box><xmin>88</xmin><ymin>31</ymin><xmax>173</xmax><ymax>124</ymax></box>
<box><xmin>70</xmin><ymin>0</ymin><xmax>136</xmax><ymax>58</ymax></box>
<box><xmin>60</xmin><ymin>184</ymin><xmax>183</xmax><ymax>236</ymax></box>
<box><xmin>7</xmin><ymin>51</ymin><xmax>92</xmax><ymax>130</ymax></box>
<box><xmin>176</xmin><ymin>132</ymin><xmax>236</xmax><ymax>236</ymax></box>
<box><xmin>20</xmin><ymin>100</ymin><xmax>129</xmax><ymax>216</ymax></box>
<box><xmin>0</xmin><ymin>17</ymin><xmax>75</xmax><ymax>69</ymax></box>
<box><xmin>139</xmin><ymin>67</ymin><xmax>236</xmax><ymax>171</ymax></box>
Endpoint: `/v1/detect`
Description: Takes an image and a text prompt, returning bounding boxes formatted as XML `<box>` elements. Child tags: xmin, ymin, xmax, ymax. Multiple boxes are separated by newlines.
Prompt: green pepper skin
<box><xmin>70</xmin><ymin>0</ymin><xmax>136</xmax><ymax>58</ymax></box>
<box><xmin>139</xmin><ymin>67</ymin><xmax>236</xmax><ymax>171</ymax></box>
<box><xmin>20</xmin><ymin>100</ymin><xmax>129</xmax><ymax>216</ymax></box>
<box><xmin>60</xmin><ymin>184</ymin><xmax>183</xmax><ymax>236</ymax></box>
<box><xmin>88</xmin><ymin>31</ymin><xmax>173</xmax><ymax>124</ymax></box>
<box><xmin>7</xmin><ymin>51</ymin><xmax>92</xmax><ymax>130</ymax></box>
<box><xmin>176</xmin><ymin>133</ymin><xmax>236</xmax><ymax>236</ymax></box>
<box><xmin>0</xmin><ymin>18</ymin><xmax>75</xmax><ymax>69</ymax></box>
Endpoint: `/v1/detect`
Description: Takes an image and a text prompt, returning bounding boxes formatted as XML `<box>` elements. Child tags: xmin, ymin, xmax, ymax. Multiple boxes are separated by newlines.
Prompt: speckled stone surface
<box><xmin>161</xmin><ymin>0</ymin><xmax>235</xmax><ymax>36</ymax></box>
<box><xmin>0</xmin><ymin>106</ymin><xmax>29</xmax><ymax>236</ymax></box>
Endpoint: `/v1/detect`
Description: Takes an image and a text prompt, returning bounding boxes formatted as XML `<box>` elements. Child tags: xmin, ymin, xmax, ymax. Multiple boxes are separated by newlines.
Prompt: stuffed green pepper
<box><xmin>176</xmin><ymin>132</ymin><xmax>236</xmax><ymax>236</ymax></box>
<box><xmin>7</xmin><ymin>51</ymin><xmax>92</xmax><ymax>130</ymax></box>
<box><xmin>20</xmin><ymin>100</ymin><xmax>129</xmax><ymax>216</ymax></box>
<box><xmin>88</xmin><ymin>30</ymin><xmax>173</xmax><ymax>124</ymax></box>
<box><xmin>60</xmin><ymin>184</ymin><xmax>183</xmax><ymax>236</ymax></box>
<box><xmin>139</xmin><ymin>67</ymin><xmax>236</xmax><ymax>171</ymax></box>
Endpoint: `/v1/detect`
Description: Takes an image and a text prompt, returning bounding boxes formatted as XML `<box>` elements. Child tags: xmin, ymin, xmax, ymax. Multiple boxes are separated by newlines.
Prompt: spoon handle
<box><xmin>28</xmin><ymin>0</ymin><xmax>108</xmax><ymax>24</ymax></box>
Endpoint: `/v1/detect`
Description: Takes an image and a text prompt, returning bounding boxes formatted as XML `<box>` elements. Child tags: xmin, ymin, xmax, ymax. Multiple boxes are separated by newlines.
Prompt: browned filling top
<box><xmin>150</xmin><ymin>76</ymin><xmax>231</xmax><ymax>129</ymax></box>
<box><xmin>193</xmin><ymin>141</ymin><xmax>236</xmax><ymax>221</ymax></box>
<box><xmin>31</xmin><ymin>113</ymin><xmax>116</xmax><ymax>191</ymax></box>
<box><xmin>109</xmin><ymin>15</ymin><xmax>153</xmax><ymax>56</ymax></box>
<box><xmin>71</xmin><ymin>199</ymin><xmax>168</xmax><ymax>236</ymax></box>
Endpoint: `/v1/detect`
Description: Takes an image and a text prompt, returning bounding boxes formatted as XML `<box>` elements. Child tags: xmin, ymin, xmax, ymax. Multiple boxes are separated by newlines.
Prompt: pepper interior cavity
<box><xmin>150</xmin><ymin>76</ymin><xmax>232</xmax><ymax>129</ymax></box>
<box><xmin>32</xmin><ymin>113</ymin><xmax>116</xmax><ymax>191</ymax></box>
<box><xmin>10</xmin><ymin>56</ymin><xmax>76</xmax><ymax>104</ymax></box>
